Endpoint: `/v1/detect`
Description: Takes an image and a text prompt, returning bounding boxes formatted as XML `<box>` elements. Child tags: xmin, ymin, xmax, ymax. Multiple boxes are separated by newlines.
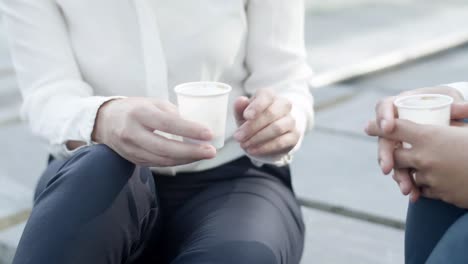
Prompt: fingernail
<box><xmin>234</xmin><ymin>131</ymin><xmax>245</xmax><ymax>141</ymax></box>
<box><xmin>379</xmin><ymin>160</ymin><xmax>385</xmax><ymax>171</ymax></box>
<box><xmin>202</xmin><ymin>144</ymin><xmax>213</xmax><ymax>151</ymax></box>
<box><xmin>244</xmin><ymin>109</ymin><xmax>255</xmax><ymax>119</ymax></box>
<box><xmin>202</xmin><ymin>145</ymin><xmax>216</xmax><ymax>156</ymax></box>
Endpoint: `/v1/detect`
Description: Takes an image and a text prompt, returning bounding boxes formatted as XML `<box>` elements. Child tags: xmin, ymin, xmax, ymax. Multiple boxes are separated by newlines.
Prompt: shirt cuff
<box><xmin>444</xmin><ymin>82</ymin><xmax>468</xmax><ymax>101</ymax></box>
<box><xmin>50</xmin><ymin>95</ymin><xmax>126</xmax><ymax>159</ymax></box>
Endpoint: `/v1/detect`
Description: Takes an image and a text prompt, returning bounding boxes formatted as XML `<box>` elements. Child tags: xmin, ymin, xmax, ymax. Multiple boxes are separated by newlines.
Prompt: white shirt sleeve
<box><xmin>444</xmin><ymin>82</ymin><xmax>468</xmax><ymax>101</ymax></box>
<box><xmin>243</xmin><ymin>0</ymin><xmax>314</xmax><ymax>166</ymax></box>
<box><xmin>1</xmin><ymin>0</ymin><xmax>122</xmax><ymax>159</ymax></box>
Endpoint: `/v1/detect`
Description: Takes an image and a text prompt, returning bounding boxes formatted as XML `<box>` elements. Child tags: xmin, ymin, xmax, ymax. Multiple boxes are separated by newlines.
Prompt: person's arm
<box><xmin>366</xmin><ymin>119</ymin><xmax>468</xmax><ymax>209</ymax></box>
<box><xmin>369</xmin><ymin>86</ymin><xmax>468</xmax><ymax>202</ymax></box>
<box><xmin>237</xmin><ymin>0</ymin><xmax>314</xmax><ymax>166</ymax></box>
<box><xmin>1</xmin><ymin>0</ymin><xmax>123</xmax><ymax>158</ymax></box>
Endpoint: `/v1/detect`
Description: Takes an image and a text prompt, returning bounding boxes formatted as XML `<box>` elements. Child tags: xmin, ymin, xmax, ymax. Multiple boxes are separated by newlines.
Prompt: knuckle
<box><xmin>118</xmin><ymin>128</ymin><xmax>133</xmax><ymax>143</ymax></box>
<box><xmin>127</xmin><ymin>105</ymin><xmax>145</xmax><ymax>119</ymax></box>
<box><xmin>260</xmin><ymin>88</ymin><xmax>273</xmax><ymax>96</ymax></box>
<box><xmin>276</xmin><ymin>139</ymin><xmax>288</xmax><ymax>150</ymax></box>
<box><xmin>157</xmin><ymin>117</ymin><xmax>171</xmax><ymax>131</ymax></box>
<box><xmin>414</xmin><ymin>154</ymin><xmax>433</xmax><ymax>169</ymax></box>
<box><xmin>284</xmin><ymin>99</ymin><xmax>293</xmax><ymax>111</ymax></box>
<box><xmin>159</xmin><ymin>101</ymin><xmax>178</xmax><ymax>113</ymax></box>
<box><xmin>413</xmin><ymin>154</ymin><xmax>425</xmax><ymax>168</ymax></box>
<box><xmin>288</xmin><ymin>116</ymin><xmax>296</xmax><ymax>129</ymax></box>
<box><xmin>125</xmin><ymin>149</ymin><xmax>139</xmax><ymax>160</ymax></box>
<box><xmin>375</xmin><ymin>99</ymin><xmax>384</xmax><ymax>113</ymax></box>
<box><xmin>265</xmin><ymin>107</ymin><xmax>276</xmax><ymax>119</ymax></box>
<box><xmin>272</xmin><ymin>122</ymin><xmax>285</xmax><ymax>134</ymax></box>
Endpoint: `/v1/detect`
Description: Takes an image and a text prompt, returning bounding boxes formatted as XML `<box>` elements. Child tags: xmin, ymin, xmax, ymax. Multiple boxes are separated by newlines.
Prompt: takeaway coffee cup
<box><xmin>174</xmin><ymin>82</ymin><xmax>232</xmax><ymax>149</ymax></box>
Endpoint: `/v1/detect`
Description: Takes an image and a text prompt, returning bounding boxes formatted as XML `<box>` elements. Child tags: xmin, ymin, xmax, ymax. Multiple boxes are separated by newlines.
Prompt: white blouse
<box><xmin>1</xmin><ymin>0</ymin><xmax>314</xmax><ymax>174</ymax></box>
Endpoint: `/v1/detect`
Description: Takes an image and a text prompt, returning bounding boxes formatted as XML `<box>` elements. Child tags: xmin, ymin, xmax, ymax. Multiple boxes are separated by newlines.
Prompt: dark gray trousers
<box><xmin>13</xmin><ymin>144</ymin><xmax>304</xmax><ymax>264</ymax></box>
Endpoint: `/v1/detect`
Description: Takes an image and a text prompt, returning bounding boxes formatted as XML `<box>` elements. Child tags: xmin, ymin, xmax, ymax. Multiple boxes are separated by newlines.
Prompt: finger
<box><xmin>247</xmin><ymin>131</ymin><xmax>299</xmax><ymax>156</ymax></box>
<box><xmin>412</xmin><ymin>171</ymin><xmax>431</xmax><ymax>188</ymax></box>
<box><xmin>155</xmin><ymin>100</ymin><xmax>178</xmax><ymax>114</ymax></box>
<box><xmin>409</xmin><ymin>188</ymin><xmax>421</xmax><ymax>203</ymax></box>
<box><xmin>420</xmin><ymin>186</ymin><xmax>440</xmax><ymax>200</ymax></box>
<box><xmin>393</xmin><ymin>148</ymin><xmax>416</xmax><ymax>169</ymax></box>
<box><xmin>138</xmin><ymin>130</ymin><xmax>216</xmax><ymax>161</ymax></box>
<box><xmin>139</xmin><ymin>109</ymin><xmax>213</xmax><ymax>141</ymax></box>
<box><xmin>375</xmin><ymin>96</ymin><xmax>397</xmax><ymax>133</ymax></box>
<box><xmin>393</xmin><ymin>169</ymin><xmax>414</xmax><ymax>195</ymax></box>
<box><xmin>241</xmin><ymin>115</ymin><xmax>295</xmax><ymax>148</ymax></box>
<box><xmin>366</xmin><ymin>119</ymin><xmax>422</xmax><ymax>144</ymax></box>
<box><xmin>451</xmin><ymin>103</ymin><xmax>468</xmax><ymax>120</ymax></box>
<box><xmin>235</xmin><ymin>98</ymin><xmax>291</xmax><ymax>142</ymax></box>
<box><xmin>122</xmin><ymin>144</ymin><xmax>196</xmax><ymax>167</ymax></box>
<box><xmin>451</xmin><ymin>121</ymin><xmax>467</xmax><ymax>127</ymax></box>
<box><xmin>378</xmin><ymin>137</ymin><xmax>395</xmax><ymax>175</ymax></box>
<box><xmin>409</xmin><ymin>175</ymin><xmax>422</xmax><ymax>203</ymax></box>
<box><xmin>234</xmin><ymin>96</ymin><xmax>250</xmax><ymax>126</ymax></box>
<box><xmin>244</xmin><ymin>89</ymin><xmax>275</xmax><ymax>120</ymax></box>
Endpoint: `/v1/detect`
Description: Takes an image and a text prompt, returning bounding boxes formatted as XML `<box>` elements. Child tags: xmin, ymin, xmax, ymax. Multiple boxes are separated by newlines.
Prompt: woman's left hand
<box><xmin>367</xmin><ymin>119</ymin><xmax>468</xmax><ymax>209</ymax></box>
<box><xmin>234</xmin><ymin>89</ymin><xmax>300</xmax><ymax>157</ymax></box>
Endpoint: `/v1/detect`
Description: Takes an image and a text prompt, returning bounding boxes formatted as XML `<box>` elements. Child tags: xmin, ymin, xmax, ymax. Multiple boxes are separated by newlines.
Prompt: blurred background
<box><xmin>1</xmin><ymin>0</ymin><xmax>468</xmax><ymax>263</ymax></box>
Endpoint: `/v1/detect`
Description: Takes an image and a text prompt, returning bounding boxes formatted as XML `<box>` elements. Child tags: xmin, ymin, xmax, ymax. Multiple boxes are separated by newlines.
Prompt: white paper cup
<box><xmin>394</xmin><ymin>94</ymin><xmax>453</xmax><ymax>148</ymax></box>
<box><xmin>174</xmin><ymin>82</ymin><xmax>232</xmax><ymax>149</ymax></box>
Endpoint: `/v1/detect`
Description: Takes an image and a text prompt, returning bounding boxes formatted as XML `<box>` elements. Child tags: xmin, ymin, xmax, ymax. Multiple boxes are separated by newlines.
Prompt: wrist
<box><xmin>92</xmin><ymin>99</ymin><xmax>119</xmax><ymax>143</ymax></box>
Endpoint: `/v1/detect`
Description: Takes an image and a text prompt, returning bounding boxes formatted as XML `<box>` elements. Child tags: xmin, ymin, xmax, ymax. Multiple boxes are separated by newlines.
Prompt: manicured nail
<box><xmin>244</xmin><ymin>109</ymin><xmax>255</xmax><ymax>119</ymax></box>
<box><xmin>234</xmin><ymin>131</ymin><xmax>245</xmax><ymax>141</ymax></box>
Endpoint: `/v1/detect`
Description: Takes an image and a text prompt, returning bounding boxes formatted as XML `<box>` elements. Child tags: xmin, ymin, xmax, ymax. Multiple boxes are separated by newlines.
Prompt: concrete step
<box><xmin>301</xmin><ymin>208</ymin><xmax>404</xmax><ymax>264</ymax></box>
<box><xmin>306</xmin><ymin>1</ymin><xmax>468</xmax><ymax>86</ymax></box>
<box><xmin>292</xmin><ymin>129</ymin><xmax>409</xmax><ymax>223</ymax></box>
<box><xmin>0</xmin><ymin>222</ymin><xmax>25</xmax><ymax>264</ymax></box>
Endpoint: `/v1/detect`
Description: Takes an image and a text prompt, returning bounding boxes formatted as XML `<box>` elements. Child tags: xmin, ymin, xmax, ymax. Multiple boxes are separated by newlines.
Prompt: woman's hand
<box><xmin>233</xmin><ymin>89</ymin><xmax>300</xmax><ymax>157</ymax></box>
<box><xmin>370</xmin><ymin>86</ymin><xmax>465</xmax><ymax>201</ymax></box>
<box><xmin>366</xmin><ymin>119</ymin><xmax>468</xmax><ymax>209</ymax></box>
<box><xmin>92</xmin><ymin>97</ymin><xmax>216</xmax><ymax>167</ymax></box>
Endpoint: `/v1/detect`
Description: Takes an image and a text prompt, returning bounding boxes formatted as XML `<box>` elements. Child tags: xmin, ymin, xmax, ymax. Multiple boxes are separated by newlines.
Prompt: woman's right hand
<box><xmin>92</xmin><ymin>97</ymin><xmax>216</xmax><ymax>167</ymax></box>
<box><xmin>369</xmin><ymin>86</ymin><xmax>465</xmax><ymax>201</ymax></box>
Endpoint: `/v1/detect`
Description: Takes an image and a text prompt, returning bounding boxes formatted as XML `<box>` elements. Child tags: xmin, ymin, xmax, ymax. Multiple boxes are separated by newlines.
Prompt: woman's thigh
<box><xmin>164</xmin><ymin>176</ymin><xmax>305</xmax><ymax>264</ymax></box>
<box><xmin>405</xmin><ymin>197</ymin><xmax>466</xmax><ymax>264</ymax></box>
<box><xmin>14</xmin><ymin>145</ymin><xmax>160</xmax><ymax>264</ymax></box>
<box><xmin>426</xmin><ymin>212</ymin><xmax>468</xmax><ymax>263</ymax></box>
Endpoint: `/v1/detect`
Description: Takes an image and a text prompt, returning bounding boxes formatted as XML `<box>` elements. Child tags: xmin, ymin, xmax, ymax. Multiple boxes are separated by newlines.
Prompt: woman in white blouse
<box><xmin>2</xmin><ymin>0</ymin><xmax>314</xmax><ymax>263</ymax></box>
